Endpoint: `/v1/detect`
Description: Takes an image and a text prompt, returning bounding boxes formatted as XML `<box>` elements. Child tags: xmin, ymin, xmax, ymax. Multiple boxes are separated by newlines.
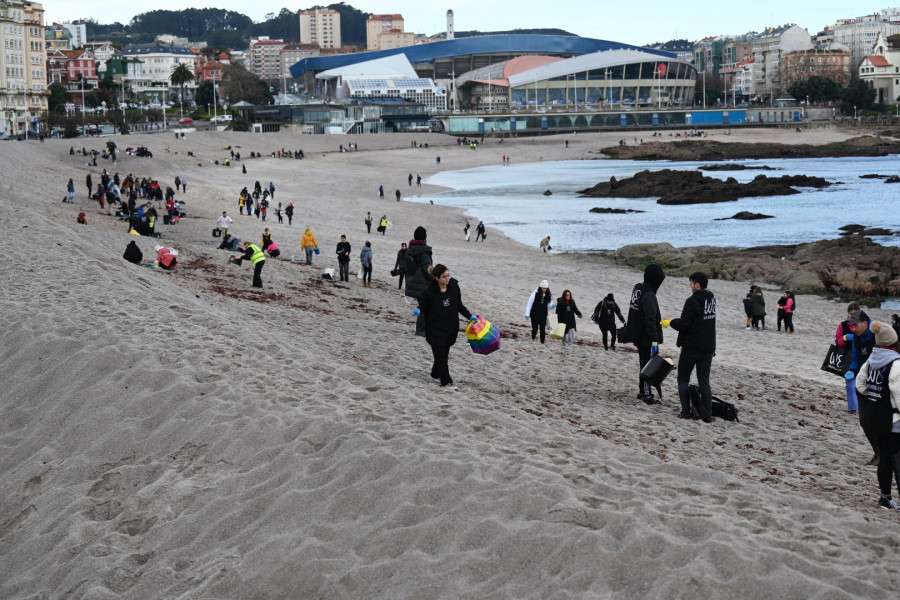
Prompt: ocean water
<box><xmin>414</xmin><ymin>156</ymin><xmax>900</xmax><ymax>253</ymax></box>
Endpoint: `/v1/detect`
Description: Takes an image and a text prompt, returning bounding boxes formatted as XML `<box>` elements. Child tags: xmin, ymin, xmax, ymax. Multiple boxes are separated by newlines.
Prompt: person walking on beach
<box><xmin>360</xmin><ymin>241</ymin><xmax>373</xmax><ymax>287</ymax></box>
<box><xmin>394</xmin><ymin>242</ymin><xmax>408</xmax><ymax>289</ymax></box>
<box><xmin>284</xmin><ymin>203</ymin><xmax>294</xmax><ymax>226</ymax></box>
<box><xmin>555</xmin><ymin>290</ymin><xmax>583</xmax><ymax>346</ymax></box>
<box><xmin>216</xmin><ymin>211</ymin><xmax>233</xmax><ymax>238</ymax></box>
<box><xmin>408</xmin><ymin>173</ymin><xmax>413</xmax><ymax>187</ymax></box>
<box><xmin>844</xmin><ymin>309</ymin><xmax>880</xmax><ymax>464</ymax></box>
<box><xmin>301</xmin><ymin>228</ymin><xmax>319</xmax><ymax>265</ymax></box>
<box><xmin>395</xmin><ymin>189</ymin><xmax>401</xmax><ymax>202</ymax></box>
<box><xmin>662</xmin><ymin>272</ymin><xmax>717</xmax><ymax>421</ymax></box>
<box><xmin>379</xmin><ymin>185</ymin><xmax>384</xmax><ymax>199</ymax></box>
<box><xmin>378</xmin><ymin>215</ymin><xmax>388</xmax><ymax>235</ymax></box>
<box><xmin>743</xmin><ymin>294</ymin><xmax>754</xmax><ymax>330</ymax></box>
<box><xmin>475</xmin><ymin>221</ymin><xmax>486</xmax><ymax>242</ymax></box>
<box><xmin>525</xmin><ymin>280</ymin><xmax>554</xmax><ymax>344</ymax></box>
<box><xmin>625</xmin><ymin>264</ymin><xmax>666</xmax><ymax>405</ymax></box>
<box><xmin>66</xmin><ymin>178</ymin><xmax>75</xmax><ymax>203</ymax></box>
<box><xmin>416</xmin><ymin>174</ymin><xmax>422</xmax><ymax>187</ymax></box>
<box><xmin>413</xmin><ymin>263</ymin><xmax>478</xmax><ymax>389</ymax></box>
<box><xmin>404</xmin><ymin>226</ymin><xmax>433</xmax><ymax>337</ymax></box>
<box><xmin>593</xmin><ymin>293</ymin><xmax>625</xmax><ymax>351</ymax></box>
<box><xmin>336</xmin><ymin>235</ymin><xmax>351</xmax><ymax>281</ymax></box>
<box><xmin>464</xmin><ymin>220</ymin><xmax>471</xmax><ymax>242</ymax></box>
<box><xmin>86</xmin><ymin>173</ymin><xmax>93</xmax><ymax>197</ymax></box>
<box><xmin>540</xmin><ymin>236</ymin><xmax>551</xmax><ymax>252</ymax></box>
<box><xmin>855</xmin><ymin>321</ymin><xmax>900</xmax><ymax>510</ymax></box>
<box><xmin>751</xmin><ymin>286</ymin><xmax>766</xmax><ymax>330</ymax></box>
<box><xmin>365</xmin><ymin>212</ymin><xmax>373</xmax><ymax>234</ymax></box>
<box><xmin>837</xmin><ymin>303</ymin><xmax>863</xmax><ymax>414</ymax></box>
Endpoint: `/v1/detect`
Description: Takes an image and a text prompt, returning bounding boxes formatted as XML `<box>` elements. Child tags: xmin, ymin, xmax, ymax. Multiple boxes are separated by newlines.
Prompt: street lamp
<box><xmin>854</xmin><ymin>105</ymin><xmax>857</xmax><ymax>120</ymax></box>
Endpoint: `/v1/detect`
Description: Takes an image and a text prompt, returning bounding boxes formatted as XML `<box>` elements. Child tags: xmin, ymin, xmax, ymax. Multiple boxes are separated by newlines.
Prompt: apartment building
<box><xmin>751</xmin><ymin>24</ymin><xmax>812</xmax><ymax>100</ymax></box>
<box><xmin>781</xmin><ymin>47</ymin><xmax>852</xmax><ymax>91</ymax></box>
<box><xmin>832</xmin><ymin>8</ymin><xmax>900</xmax><ymax>70</ymax></box>
<box><xmin>300</xmin><ymin>9</ymin><xmax>341</xmax><ymax>49</ymax></box>
<box><xmin>44</xmin><ymin>23</ymin><xmax>70</xmax><ymax>51</ymax></box>
<box><xmin>1</xmin><ymin>0</ymin><xmax>29</xmax><ymax>135</ymax></box>
<box><xmin>367</xmin><ymin>14</ymin><xmax>405</xmax><ymax>50</ymax></box>
<box><xmin>859</xmin><ymin>31</ymin><xmax>900</xmax><ymax>105</ymax></box>
<box><xmin>23</xmin><ymin>0</ymin><xmax>45</xmax><ymax>119</ymax></box>
<box><xmin>249</xmin><ymin>37</ymin><xmax>286</xmax><ymax>82</ymax></box>
<box><xmin>123</xmin><ymin>41</ymin><xmax>196</xmax><ymax>103</ymax></box>
<box><xmin>282</xmin><ymin>43</ymin><xmax>319</xmax><ymax>79</ymax></box>
<box><xmin>60</xmin><ymin>20</ymin><xmax>86</xmax><ymax>49</ymax></box>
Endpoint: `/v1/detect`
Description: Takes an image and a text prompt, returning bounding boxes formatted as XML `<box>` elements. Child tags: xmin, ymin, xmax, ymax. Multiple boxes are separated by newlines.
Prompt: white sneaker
<box><xmin>880</xmin><ymin>496</ymin><xmax>900</xmax><ymax>510</ymax></box>
<box><xmin>746</xmin><ymin>326</ymin><xmax>751</xmax><ymax>330</ymax></box>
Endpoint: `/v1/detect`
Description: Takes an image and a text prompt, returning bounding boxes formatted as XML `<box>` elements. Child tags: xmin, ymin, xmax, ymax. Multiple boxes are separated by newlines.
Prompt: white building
<box><xmin>832</xmin><ymin>8</ymin><xmax>900</xmax><ymax>70</ymax></box>
<box><xmin>249</xmin><ymin>37</ymin><xmax>286</xmax><ymax>82</ymax></box>
<box><xmin>24</xmin><ymin>0</ymin><xmax>45</xmax><ymax>122</ymax></box>
<box><xmin>751</xmin><ymin>24</ymin><xmax>812</xmax><ymax>100</ymax></box>
<box><xmin>300</xmin><ymin>9</ymin><xmax>341</xmax><ymax>49</ymax></box>
<box><xmin>316</xmin><ymin>55</ymin><xmax>447</xmax><ymax>110</ymax></box>
<box><xmin>1</xmin><ymin>0</ymin><xmax>29</xmax><ymax>136</ymax></box>
<box><xmin>60</xmin><ymin>20</ymin><xmax>86</xmax><ymax>49</ymax></box>
<box><xmin>123</xmin><ymin>41</ymin><xmax>196</xmax><ymax>103</ymax></box>
<box><xmin>859</xmin><ymin>31</ymin><xmax>900</xmax><ymax>105</ymax></box>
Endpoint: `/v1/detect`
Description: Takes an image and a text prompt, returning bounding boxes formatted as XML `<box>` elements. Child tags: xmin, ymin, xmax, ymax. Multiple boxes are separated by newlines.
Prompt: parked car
<box><xmin>178</xmin><ymin>117</ymin><xmax>193</xmax><ymax>124</ymax></box>
<box><xmin>210</xmin><ymin>114</ymin><xmax>233</xmax><ymax>123</ymax></box>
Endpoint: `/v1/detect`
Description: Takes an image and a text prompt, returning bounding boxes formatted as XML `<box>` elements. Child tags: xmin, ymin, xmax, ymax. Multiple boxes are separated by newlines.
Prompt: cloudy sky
<box><xmin>45</xmin><ymin>1</ymin><xmax>889</xmax><ymax>46</ymax></box>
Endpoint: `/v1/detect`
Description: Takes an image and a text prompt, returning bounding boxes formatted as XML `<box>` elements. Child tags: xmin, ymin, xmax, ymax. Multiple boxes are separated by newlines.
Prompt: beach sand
<box><xmin>2</xmin><ymin>126</ymin><xmax>899</xmax><ymax>599</ymax></box>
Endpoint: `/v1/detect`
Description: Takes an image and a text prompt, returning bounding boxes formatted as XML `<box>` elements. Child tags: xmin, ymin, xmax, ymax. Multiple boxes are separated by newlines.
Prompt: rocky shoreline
<box><xmin>595</xmin><ymin>234</ymin><xmax>900</xmax><ymax>302</ymax></box>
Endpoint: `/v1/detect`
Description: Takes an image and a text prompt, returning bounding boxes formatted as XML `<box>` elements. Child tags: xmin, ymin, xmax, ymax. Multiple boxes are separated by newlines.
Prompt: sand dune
<box><xmin>2</xmin><ymin>126</ymin><xmax>899</xmax><ymax>599</ymax></box>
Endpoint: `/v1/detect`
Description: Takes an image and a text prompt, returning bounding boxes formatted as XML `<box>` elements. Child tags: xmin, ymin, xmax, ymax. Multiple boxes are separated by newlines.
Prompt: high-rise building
<box><xmin>23</xmin><ymin>1</ymin><xmax>46</xmax><ymax>122</ymax></box>
<box><xmin>300</xmin><ymin>9</ymin><xmax>341</xmax><ymax>49</ymax></box>
<box><xmin>832</xmin><ymin>8</ymin><xmax>900</xmax><ymax>70</ymax></box>
<box><xmin>751</xmin><ymin>25</ymin><xmax>812</xmax><ymax>100</ymax></box>
<box><xmin>367</xmin><ymin>14</ymin><xmax>404</xmax><ymax>50</ymax></box>
<box><xmin>1</xmin><ymin>0</ymin><xmax>30</xmax><ymax>136</ymax></box>
<box><xmin>60</xmin><ymin>20</ymin><xmax>86</xmax><ymax>49</ymax></box>
<box><xmin>249</xmin><ymin>37</ymin><xmax>286</xmax><ymax>82</ymax></box>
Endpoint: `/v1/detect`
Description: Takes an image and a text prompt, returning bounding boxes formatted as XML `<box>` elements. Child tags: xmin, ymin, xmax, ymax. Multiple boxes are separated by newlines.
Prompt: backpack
<box><xmin>689</xmin><ymin>384</ymin><xmax>739</xmax><ymax>422</ymax></box>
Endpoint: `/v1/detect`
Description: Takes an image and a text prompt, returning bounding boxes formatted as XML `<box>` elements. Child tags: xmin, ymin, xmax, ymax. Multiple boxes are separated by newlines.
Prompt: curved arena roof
<box><xmin>290</xmin><ymin>35</ymin><xmax>675</xmax><ymax>78</ymax></box>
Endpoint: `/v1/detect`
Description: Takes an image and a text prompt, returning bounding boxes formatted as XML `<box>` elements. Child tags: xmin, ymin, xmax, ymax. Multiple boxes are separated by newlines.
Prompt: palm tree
<box><xmin>169</xmin><ymin>62</ymin><xmax>195</xmax><ymax>117</ymax></box>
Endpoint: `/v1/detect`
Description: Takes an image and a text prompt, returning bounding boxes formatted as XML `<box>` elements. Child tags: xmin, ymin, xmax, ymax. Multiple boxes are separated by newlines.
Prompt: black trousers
<box><xmin>637</xmin><ymin>344</ymin><xmax>653</xmax><ymax>398</ymax></box>
<box><xmin>600</xmin><ymin>326</ymin><xmax>617</xmax><ymax>350</ymax></box>
<box><xmin>531</xmin><ymin>319</ymin><xmax>546</xmax><ymax>343</ymax></box>
<box><xmin>878</xmin><ymin>433</ymin><xmax>900</xmax><ymax>496</ymax></box>
<box><xmin>429</xmin><ymin>340</ymin><xmax>452</xmax><ymax>385</ymax></box>
<box><xmin>783</xmin><ymin>313</ymin><xmax>794</xmax><ymax>333</ymax></box>
<box><xmin>397</xmin><ymin>270</ymin><xmax>405</xmax><ymax>289</ymax></box>
<box><xmin>339</xmin><ymin>261</ymin><xmax>349</xmax><ymax>281</ymax></box>
<box><xmin>252</xmin><ymin>261</ymin><xmax>264</xmax><ymax>288</ymax></box>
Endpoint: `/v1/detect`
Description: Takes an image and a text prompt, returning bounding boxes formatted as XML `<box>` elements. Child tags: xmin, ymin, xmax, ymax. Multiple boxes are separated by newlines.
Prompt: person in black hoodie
<box><xmin>404</xmin><ymin>226</ymin><xmax>433</xmax><ymax>336</ymax></box>
<box><xmin>413</xmin><ymin>264</ymin><xmax>477</xmax><ymax>388</ymax></box>
<box><xmin>625</xmin><ymin>263</ymin><xmax>666</xmax><ymax>404</ymax></box>
<box><xmin>593</xmin><ymin>293</ymin><xmax>625</xmax><ymax>351</ymax></box>
<box><xmin>555</xmin><ymin>290</ymin><xmax>583</xmax><ymax>346</ymax></box>
<box><xmin>663</xmin><ymin>272</ymin><xmax>717</xmax><ymax>421</ymax></box>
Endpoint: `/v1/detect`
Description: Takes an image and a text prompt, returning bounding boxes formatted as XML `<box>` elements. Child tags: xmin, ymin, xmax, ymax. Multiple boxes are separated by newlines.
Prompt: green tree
<box><xmin>841</xmin><ymin>80</ymin><xmax>876</xmax><ymax>115</ymax></box>
<box><xmin>47</xmin><ymin>83</ymin><xmax>70</xmax><ymax>112</ymax></box>
<box><xmin>194</xmin><ymin>80</ymin><xmax>215</xmax><ymax>109</ymax></box>
<box><xmin>788</xmin><ymin>76</ymin><xmax>842</xmax><ymax>104</ymax></box>
<box><xmin>170</xmin><ymin>62</ymin><xmax>195</xmax><ymax>107</ymax></box>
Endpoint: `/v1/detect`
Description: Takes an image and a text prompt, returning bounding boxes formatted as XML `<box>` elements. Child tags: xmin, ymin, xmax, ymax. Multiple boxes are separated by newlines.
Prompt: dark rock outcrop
<box><xmin>598</xmin><ymin>235</ymin><xmax>900</xmax><ymax>298</ymax></box>
<box><xmin>577</xmin><ymin>169</ymin><xmax>833</xmax><ymax>204</ymax></box>
<box><xmin>699</xmin><ymin>164</ymin><xmax>778</xmax><ymax>171</ymax></box>
<box><xmin>589</xmin><ymin>207</ymin><xmax>645</xmax><ymax>214</ymax></box>
<box><xmin>543</xmin><ymin>190</ymin><xmax>553</xmax><ymax>196</ymax></box>
<box><xmin>714</xmin><ymin>211</ymin><xmax>774</xmax><ymax>221</ymax></box>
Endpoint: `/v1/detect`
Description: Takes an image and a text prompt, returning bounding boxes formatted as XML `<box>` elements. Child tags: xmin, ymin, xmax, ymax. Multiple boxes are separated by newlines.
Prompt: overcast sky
<box><xmin>45</xmin><ymin>1</ymin><xmax>892</xmax><ymax>46</ymax></box>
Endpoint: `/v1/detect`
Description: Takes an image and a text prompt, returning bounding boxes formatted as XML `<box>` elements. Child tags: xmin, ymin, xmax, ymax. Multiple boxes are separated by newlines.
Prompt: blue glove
<box><xmin>651</xmin><ymin>345</ymin><xmax>658</xmax><ymax>355</ymax></box>
<box><xmin>412</xmin><ymin>308</ymin><xmax>420</xmax><ymax>316</ymax></box>
<box><xmin>469</xmin><ymin>315</ymin><xmax>479</xmax><ymax>322</ymax></box>
<box><xmin>843</xmin><ymin>334</ymin><xmax>854</xmax><ymax>342</ymax></box>
<box><xmin>550</xmin><ymin>303</ymin><xmax>557</xmax><ymax>309</ymax></box>
<box><xmin>525</xmin><ymin>315</ymin><xmax>530</xmax><ymax>320</ymax></box>
<box><xmin>844</xmin><ymin>371</ymin><xmax>855</xmax><ymax>381</ymax></box>
<box><xmin>623</xmin><ymin>321</ymin><xmax>627</xmax><ymax>326</ymax></box>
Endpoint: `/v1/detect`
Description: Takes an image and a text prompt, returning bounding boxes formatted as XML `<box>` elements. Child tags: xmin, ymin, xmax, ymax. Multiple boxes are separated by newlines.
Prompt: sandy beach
<box><xmin>2</xmin><ymin>125</ymin><xmax>900</xmax><ymax>599</ymax></box>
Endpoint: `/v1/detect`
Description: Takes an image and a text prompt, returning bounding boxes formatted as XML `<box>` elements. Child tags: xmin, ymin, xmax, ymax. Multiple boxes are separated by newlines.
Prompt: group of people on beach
<box><xmin>742</xmin><ymin>287</ymin><xmax>796</xmax><ymax>333</ymax></box>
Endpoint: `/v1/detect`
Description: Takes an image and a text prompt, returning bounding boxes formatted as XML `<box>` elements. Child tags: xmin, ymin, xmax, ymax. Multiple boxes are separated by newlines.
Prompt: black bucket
<box><xmin>640</xmin><ymin>355</ymin><xmax>674</xmax><ymax>387</ymax></box>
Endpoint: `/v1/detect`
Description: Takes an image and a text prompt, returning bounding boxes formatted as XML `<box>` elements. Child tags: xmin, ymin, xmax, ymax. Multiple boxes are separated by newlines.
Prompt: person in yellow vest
<box><xmin>301</xmin><ymin>228</ymin><xmax>319</xmax><ymax>265</ymax></box>
<box><xmin>236</xmin><ymin>242</ymin><xmax>266</xmax><ymax>288</ymax></box>
<box><xmin>378</xmin><ymin>215</ymin><xmax>388</xmax><ymax>235</ymax></box>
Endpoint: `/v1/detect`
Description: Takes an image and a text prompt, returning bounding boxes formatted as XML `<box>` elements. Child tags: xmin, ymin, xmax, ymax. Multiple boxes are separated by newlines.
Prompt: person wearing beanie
<box><xmin>404</xmin><ymin>226</ymin><xmax>433</xmax><ymax>336</ymax></box>
<box><xmin>525</xmin><ymin>280</ymin><xmax>554</xmax><ymax>343</ymax></box>
<box><xmin>593</xmin><ymin>292</ymin><xmax>625</xmax><ymax>351</ymax></box>
<box><xmin>836</xmin><ymin>303</ymin><xmax>863</xmax><ymax>414</ymax></box>
<box><xmin>625</xmin><ymin>263</ymin><xmax>666</xmax><ymax>404</ymax></box>
<box><xmin>844</xmin><ymin>309</ymin><xmax>879</xmax><ymax>462</ymax></box>
<box><xmin>855</xmin><ymin>321</ymin><xmax>900</xmax><ymax>510</ymax></box>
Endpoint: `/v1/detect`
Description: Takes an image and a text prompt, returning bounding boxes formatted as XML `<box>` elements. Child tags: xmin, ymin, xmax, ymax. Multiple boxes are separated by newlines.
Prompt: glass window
<box><xmin>624</xmin><ymin>63</ymin><xmax>641</xmax><ymax>79</ymax></box>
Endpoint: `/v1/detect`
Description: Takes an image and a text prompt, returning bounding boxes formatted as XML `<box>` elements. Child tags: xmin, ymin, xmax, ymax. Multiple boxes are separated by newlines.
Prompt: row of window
<box><xmin>861</xmin><ymin>66</ymin><xmax>900</xmax><ymax>73</ymax></box>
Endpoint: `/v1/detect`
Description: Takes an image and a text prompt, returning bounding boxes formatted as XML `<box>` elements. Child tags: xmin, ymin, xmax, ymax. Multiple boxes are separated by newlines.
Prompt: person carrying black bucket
<box><xmin>662</xmin><ymin>272</ymin><xmax>717</xmax><ymax>422</ymax></box>
<box><xmin>625</xmin><ymin>263</ymin><xmax>666</xmax><ymax>404</ymax></box>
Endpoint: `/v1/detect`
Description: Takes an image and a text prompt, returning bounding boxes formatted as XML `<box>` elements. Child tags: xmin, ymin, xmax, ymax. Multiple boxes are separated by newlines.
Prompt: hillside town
<box><xmin>1</xmin><ymin>3</ymin><xmax>900</xmax><ymax>137</ymax></box>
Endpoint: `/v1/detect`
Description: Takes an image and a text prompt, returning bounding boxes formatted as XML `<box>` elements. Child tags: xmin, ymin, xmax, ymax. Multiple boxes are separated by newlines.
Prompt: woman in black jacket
<box><xmin>555</xmin><ymin>289</ymin><xmax>582</xmax><ymax>346</ymax></box>
<box><xmin>414</xmin><ymin>264</ymin><xmax>477</xmax><ymax>388</ymax></box>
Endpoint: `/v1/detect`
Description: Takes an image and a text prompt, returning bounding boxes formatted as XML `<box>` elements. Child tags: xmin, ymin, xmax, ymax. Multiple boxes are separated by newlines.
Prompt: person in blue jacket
<box><xmin>843</xmin><ymin>309</ymin><xmax>878</xmax><ymax>464</ymax></box>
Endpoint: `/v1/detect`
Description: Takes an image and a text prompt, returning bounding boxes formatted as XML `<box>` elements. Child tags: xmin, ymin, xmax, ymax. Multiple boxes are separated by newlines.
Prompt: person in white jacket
<box><xmin>856</xmin><ymin>321</ymin><xmax>900</xmax><ymax>510</ymax></box>
<box><xmin>525</xmin><ymin>280</ymin><xmax>555</xmax><ymax>344</ymax></box>
<box><xmin>216</xmin><ymin>211</ymin><xmax>233</xmax><ymax>238</ymax></box>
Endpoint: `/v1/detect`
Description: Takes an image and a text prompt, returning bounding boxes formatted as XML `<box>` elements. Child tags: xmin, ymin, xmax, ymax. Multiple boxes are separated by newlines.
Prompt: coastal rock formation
<box><xmin>589</xmin><ymin>207</ymin><xmax>645</xmax><ymax>214</ymax></box>
<box><xmin>543</xmin><ymin>190</ymin><xmax>553</xmax><ymax>195</ymax></box>
<box><xmin>839</xmin><ymin>224</ymin><xmax>896</xmax><ymax>237</ymax></box>
<box><xmin>596</xmin><ymin>135</ymin><xmax>900</xmax><ymax>161</ymax></box>
<box><xmin>600</xmin><ymin>235</ymin><xmax>900</xmax><ymax>299</ymax></box>
<box><xmin>699</xmin><ymin>164</ymin><xmax>778</xmax><ymax>171</ymax></box>
<box><xmin>714</xmin><ymin>211</ymin><xmax>774</xmax><ymax>220</ymax></box>
<box><xmin>577</xmin><ymin>169</ymin><xmax>832</xmax><ymax>204</ymax></box>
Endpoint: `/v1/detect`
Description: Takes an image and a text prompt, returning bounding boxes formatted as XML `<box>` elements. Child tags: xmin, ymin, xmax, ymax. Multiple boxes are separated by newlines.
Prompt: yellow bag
<box><xmin>549</xmin><ymin>323</ymin><xmax>567</xmax><ymax>339</ymax></box>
